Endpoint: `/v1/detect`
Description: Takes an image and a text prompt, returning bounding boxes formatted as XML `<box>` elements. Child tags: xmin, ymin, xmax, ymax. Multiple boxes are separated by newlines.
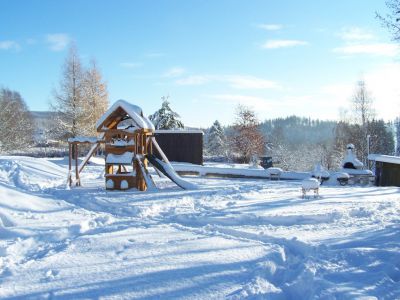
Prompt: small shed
<box><xmin>153</xmin><ymin>130</ymin><xmax>203</xmax><ymax>165</ymax></box>
<box><xmin>368</xmin><ymin>154</ymin><xmax>400</xmax><ymax>187</ymax></box>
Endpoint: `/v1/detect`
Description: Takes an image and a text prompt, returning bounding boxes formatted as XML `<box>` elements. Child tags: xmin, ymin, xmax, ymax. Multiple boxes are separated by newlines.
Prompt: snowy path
<box><xmin>1</xmin><ymin>156</ymin><xmax>400</xmax><ymax>299</ymax></box>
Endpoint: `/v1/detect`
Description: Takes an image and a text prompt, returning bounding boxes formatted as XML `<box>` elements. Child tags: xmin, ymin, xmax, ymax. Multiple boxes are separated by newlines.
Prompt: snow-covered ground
<box><xmin>1</xmin><ymin>156</ymin><xmax>400</xmax><ymax>299</ymax></box>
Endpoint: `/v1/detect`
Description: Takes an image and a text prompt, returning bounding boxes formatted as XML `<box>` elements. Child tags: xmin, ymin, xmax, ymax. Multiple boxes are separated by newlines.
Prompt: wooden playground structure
<box><xmin>68</xmin><ymin>100</ymin><xmax>195</xmax><ymax>191</ymax></box>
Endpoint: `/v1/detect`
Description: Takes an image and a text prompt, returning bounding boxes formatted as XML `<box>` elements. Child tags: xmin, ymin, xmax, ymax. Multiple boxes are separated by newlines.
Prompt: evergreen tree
<box><xmin>0</xmin><ymin>88</ymin><xmax>35</xmax><ymax>153</ymax></box>
<box><xmin>368</xmin><ymin>119</ymin><xmax>395</xmax><ymax>155</ymax></box>
<box><xmin>207</xmin><ymin>120</ymin><xmax>226</xmax><ymax>156</ymax></box>
<box><xmin>149</xmin><ymin>96</ymin><xmax>184</xmax><ymax>129</ymax></box>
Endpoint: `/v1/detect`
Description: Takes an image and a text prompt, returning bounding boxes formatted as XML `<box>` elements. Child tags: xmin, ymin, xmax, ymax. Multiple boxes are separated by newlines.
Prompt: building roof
<box><xmin>155</xmin><ymin>129</ymin><xmax>204</xmax><ymax>134</ymax></box>
<box><xmin>96</xmin><ymin>99</ymin><xmax>155</xmax><ymax>132</ymax></box>
<box><xmin>368</xmin><ymin>154</ymin><xmax>400</xmax><ymax>165</ymax></box>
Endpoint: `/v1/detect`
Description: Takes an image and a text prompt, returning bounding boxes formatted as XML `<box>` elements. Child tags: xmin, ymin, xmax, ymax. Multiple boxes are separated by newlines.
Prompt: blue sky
<box><xmin>1</xmin><ymin>0</ymin><xmax>399</xmax><ymax>127</ymax></box>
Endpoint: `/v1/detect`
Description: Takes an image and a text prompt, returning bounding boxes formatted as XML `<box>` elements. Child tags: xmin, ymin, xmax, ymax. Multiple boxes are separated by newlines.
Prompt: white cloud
<box><xmin>163</xmin><ymin>67</ymin><xmax>186</xmax><ymax>78</ymax></box>
<box><xmin>338</xmin><ymin>27</ymin><xmax>375</xmax><ymax>42</ymax></box>
<box><xmin>258</xmin><ymin>24</ymin><xmax>283</xmax><ymax>31</ymax></box>
<box><xmin>333</xmin><ymin>43</ymin><xmax>399</xmax><ymax>57</ymax></box>
<box><xmin>0</xmin><ymin>40</ymin><xmax>20</xmax><ymax>51</ymax></box>
<box><xmin>46</xmin><ymin>34</ymin><xmax>70</xmax><ymax>51</ymax></box>
<box><xmin>120</xmin><ymin>62</ymin><xmax>143</xmax><ymax>68</ymax></box>
<box><xmin>175</xmin><ymin>74</ymin><xmax>280</xmax><ymax>90</ymax></box>
<box><xmin>176</xmin><ymin>75</ymin><xmax>210</xmax><ymax>85</ymax></box>
<box><xmin>262</xmin><ymin>39</ymin><xmax>308</xmax><ymax>49</ymax></box>
<box><xmin>225</xmin><ymin>75</ymin><xmax>280</xmax><ymax>89</ymax></box>
<box><xmin>209</xmin><ymin>94</ymin><xmax>272</xmax><ymax>110</ymax></box>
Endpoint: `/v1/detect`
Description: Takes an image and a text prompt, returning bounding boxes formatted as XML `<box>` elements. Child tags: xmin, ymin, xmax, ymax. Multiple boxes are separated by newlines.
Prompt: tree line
<box><xmin>205</xmin><ymin>80</ymin><xmax>395</xmax><ymax>171</ymax></box>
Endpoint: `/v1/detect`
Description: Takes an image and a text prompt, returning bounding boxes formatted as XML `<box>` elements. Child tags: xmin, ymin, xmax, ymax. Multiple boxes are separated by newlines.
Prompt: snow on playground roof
<box><xmin>368</xmin><ymin>154</ymin><xmax>400</xmax><ymax>165</ymax></box>
<box><xmin>96</xmin><ymin>99</ymin><xmax>155</xmax><ymax>131</ymax></box>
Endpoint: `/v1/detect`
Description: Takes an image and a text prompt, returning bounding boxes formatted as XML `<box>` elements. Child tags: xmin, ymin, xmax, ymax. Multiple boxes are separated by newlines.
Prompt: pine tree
<box><xmin>149</xmin><ymin>96</ymin><xmax>184</xmax><ymax>129</ymax></box>
<box><xmin>368</xmin><ymin>119</ymin><xmax>395</xmax><ymax>155</ymax></box>
<box><xmin>51</xmin><ymin>45</ymin><xmax>86</xmax><ymax>139</ymax></box>
<box><xmin>0</xmin><ymin>88</ymin><xmax>35</xmax><ymax>153</ymax></box>
<box><xmin>82</xmin><ymin>59</ymin><xmax>109</xmax><ymax>136</ymax></box>
<box><xmin>207</xmin><ymin>120</ymin><xmax>226</xmax><ymax>156</ymax></box>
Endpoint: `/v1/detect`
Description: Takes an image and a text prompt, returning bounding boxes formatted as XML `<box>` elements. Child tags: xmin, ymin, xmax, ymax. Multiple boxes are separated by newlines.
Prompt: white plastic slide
<box><xmin>146</xmin><ymin>154</ymin><xmax>197</xmax><ymax>190</ymax></box>
<box><xmin>148</xmin><ymin>137</ymin><xmax>197</xmax><ymax>190</ymax></box>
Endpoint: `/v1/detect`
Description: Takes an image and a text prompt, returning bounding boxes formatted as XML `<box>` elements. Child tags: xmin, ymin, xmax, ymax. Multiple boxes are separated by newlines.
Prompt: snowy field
<box><xmin>1</xmin><ymin>156</ymin><xmax>400</xmax><ymax>299</ymax></box>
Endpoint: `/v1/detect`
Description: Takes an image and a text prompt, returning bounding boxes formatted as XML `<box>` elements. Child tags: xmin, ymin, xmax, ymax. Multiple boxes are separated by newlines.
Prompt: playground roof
<box><xmin>96</xmin><ymin>99</ymin><xmax>155</xmax><ymax>132</ymax></box>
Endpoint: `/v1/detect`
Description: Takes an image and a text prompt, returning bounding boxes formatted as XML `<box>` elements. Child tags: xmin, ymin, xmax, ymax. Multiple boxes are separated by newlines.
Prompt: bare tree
<box><xmin>230</xmin><ymin>105</ymin><xmax>265</xmax><ymax>163</ymax></box>
<box><xmin>377</xmin><ymin>0</ymin><xmax>400</xmax><ymax>41</ymax></box>
<box><xmin>50</xmin><ymin>46</ymin><xmax>109</xmax><ymax>140</ymax></box>
<box><xmin>0</xmin><ymin>88</ymin><xmax>35</xmax><ymax>153</ymax></box>
<box><xmin>51</xmin><ymin>45</ymin><xmax>86</xmax><ymax>140</ymax></box>
<box><xmin>350</xmin><ymin>80</ymin><xmax>375</xmax><ymax>164</ymax></box>
<box><xmin>82</xmin><ymin>59</ymin><xmax>109</xmax><ymax>136</ymax></box>
<box><xmin>352</xmin><ymin>80</ymin><xmax>375</xmax><ymax>127</ymax></box>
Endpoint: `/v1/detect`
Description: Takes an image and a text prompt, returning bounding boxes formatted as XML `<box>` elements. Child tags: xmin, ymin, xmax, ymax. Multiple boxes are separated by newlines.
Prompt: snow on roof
<box><xmin>368</xmin><ymin>154</ymin><xmax>400</xmax><ymax>165</ymax></box>
<box><xmin>96</xmin><ymin>99</ymin><xmax>155</xmax><ymax>131</ymax></box>
<box><xmin>106</xmin><ymin>152</ymin><xmax>134</xmax><ymax>164</ymax></box>
<box><xmin>155</xmin><ymin>129</ymin><xmax>204</xmax><ymax>134</ymax></box>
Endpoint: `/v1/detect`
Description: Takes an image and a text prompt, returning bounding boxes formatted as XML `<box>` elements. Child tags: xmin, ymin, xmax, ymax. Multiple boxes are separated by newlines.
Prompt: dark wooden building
<box><xmin>368</xmin><ymin>154</ymin><xmax>400</xmax><ymax>187</ymax></box>
<box><xmin>154</xmin><ymin>130</ymin><xmax>203</xmax><ymax>165</ymax></box>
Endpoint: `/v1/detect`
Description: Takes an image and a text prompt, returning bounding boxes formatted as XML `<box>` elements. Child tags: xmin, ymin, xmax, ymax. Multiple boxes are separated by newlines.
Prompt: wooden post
<box><xmin>135</xmin><ymin>134</ymin><xmax>138</xmax><ymax>155</ymax></box>
<box><xmin>149</xmin><ymin>135</ymin><xmax>153</xmax><ymax>155</ymax></box>
<box><xmin>142</xmin><ymin>133</ymin><xmax>147</xmax><ymax>155</ymax></box>
<box><xmin>135</xmin><ymin>159</ymin><xmax>146</xmax><ymax>191</ymax></box>
<box><xmin>75</xmin><ymin>143</ymin><xmax>80</xmax><ymax>186</ymax></box>
<box><xmin>68</xmin><ymin>143</ymin><xmax>72</xmax><ymax>187</ymax></box>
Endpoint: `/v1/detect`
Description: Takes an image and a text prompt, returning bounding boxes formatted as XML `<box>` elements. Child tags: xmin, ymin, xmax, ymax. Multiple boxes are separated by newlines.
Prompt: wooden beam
<box><xmin>68</xmin><ymin>143</ymin><xmax>72</xmax><ymax>187</ymax></box>
<box><xmin>78</xmin><ymin>143</ymin><xmax>100</xmax><ymax>174</ymax></box>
